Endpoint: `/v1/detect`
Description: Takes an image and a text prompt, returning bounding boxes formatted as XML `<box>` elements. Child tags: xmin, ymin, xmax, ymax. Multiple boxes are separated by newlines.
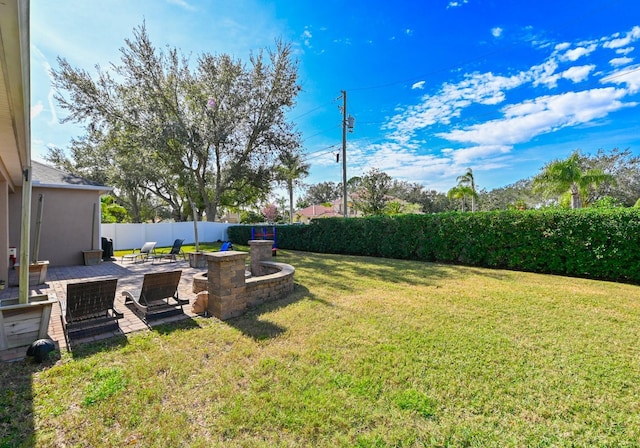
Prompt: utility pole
<box><xmin>341</xmin><ymin>90</ymin><xmax>348</xmax><ymax>218</ymax></box>
<box><xmin>340</xmin><ymin>90</ymin><xmax>355</xmax><ymax>218</ymax></box>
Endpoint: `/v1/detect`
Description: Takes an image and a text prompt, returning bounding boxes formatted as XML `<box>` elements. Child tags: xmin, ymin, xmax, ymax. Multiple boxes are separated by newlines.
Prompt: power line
<box><xmin>301</xmin><ymin>124</ymin><xmax>341</xmax><ymax>144</ymax></box>
<box><xmin>301</xmin><ymin>145</ymin><xmax>339</xmax><ymax>162</ymax></box>
<box><xmin>291</xmin><ymin>98</ymin><xmax>339</xmax><ymax>121</ymax></box>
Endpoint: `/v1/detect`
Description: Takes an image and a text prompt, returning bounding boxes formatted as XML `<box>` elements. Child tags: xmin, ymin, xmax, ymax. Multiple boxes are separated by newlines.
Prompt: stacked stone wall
<box><xmin>245</xmin><ymin>262</ymin><xmax>294</xmax><ymax>308</ymax></box>
<box><xmin>204</xmin><ymin>240</ymin><xmax>295</xmax><ymax>320</ymax></box>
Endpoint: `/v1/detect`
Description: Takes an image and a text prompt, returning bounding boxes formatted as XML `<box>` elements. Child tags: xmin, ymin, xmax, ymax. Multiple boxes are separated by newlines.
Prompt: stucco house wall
<box><xmin>9</xmin><ymin>184</ymin><xmax>104</xmax><ymax>266</ymax></box>
<box><xmin>0</xmin><ymin>178</ymin><xmax>10</xmax><ymax>284</ymax></box>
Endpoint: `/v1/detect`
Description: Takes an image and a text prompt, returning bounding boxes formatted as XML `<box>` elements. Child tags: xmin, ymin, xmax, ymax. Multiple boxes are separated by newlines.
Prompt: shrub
<box><xmin>227</xmin><ymin>209</ymin><xmax>640</xmax><ymax>283</ymax></box>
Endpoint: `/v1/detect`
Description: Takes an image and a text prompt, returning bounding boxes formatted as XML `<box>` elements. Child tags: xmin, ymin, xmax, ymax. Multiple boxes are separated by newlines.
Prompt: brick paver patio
<box><xmin>0</xmin><ymin>258</ymin><xmax>205</xmax><ymax>361</ymax></box>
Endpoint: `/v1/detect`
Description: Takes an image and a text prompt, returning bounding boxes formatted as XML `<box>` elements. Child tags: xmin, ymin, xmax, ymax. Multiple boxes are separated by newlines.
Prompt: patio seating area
<box><xmin>0</xmin><ymin>258</ymin><xmax>205</xmax><ymax>361</ymax></box>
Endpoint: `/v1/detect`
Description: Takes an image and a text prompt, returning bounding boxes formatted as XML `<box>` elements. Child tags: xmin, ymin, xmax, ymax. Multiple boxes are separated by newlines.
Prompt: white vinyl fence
<box><xmin>101</xmin><ymin>222</ymin><xmax>236</xmax><ymax>251</ymax></box>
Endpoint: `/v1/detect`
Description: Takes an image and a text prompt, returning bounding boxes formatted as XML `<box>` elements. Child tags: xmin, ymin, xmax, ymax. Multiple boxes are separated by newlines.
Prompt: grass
<box><xmin>114</xmin><ymin>241</ymin><xmax>230</xmax><ymax>259</ymax></box>
<box><xmin>3</xmin><ymin>250</ymin><xmax>640</xmax><ymax>446</ymax></box>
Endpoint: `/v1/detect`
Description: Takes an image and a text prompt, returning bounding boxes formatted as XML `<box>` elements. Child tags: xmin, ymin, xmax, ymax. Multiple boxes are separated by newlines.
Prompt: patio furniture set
<box><xmin>121</xmin><ymin>239</ymin><xmax>186</xmax><ymax>264</ymax></box>
<box><xmin>60</xmin><ymin>269</ymin><xmax>189</xmax><ymax>347</ymax></box>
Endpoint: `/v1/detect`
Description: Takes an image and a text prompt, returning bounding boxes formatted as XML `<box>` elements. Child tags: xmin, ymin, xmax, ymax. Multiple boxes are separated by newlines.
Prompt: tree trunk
<box><xmin>288</xmin><ymin>180</ymin><xmax>294</xmax><ymax>224</ymax></box>
<box><xmin>570</xmin><ymin>184</ymin><xmax>582</xmax><ymax>209</ymax></box>
<box><xmin>205</xmin><ymin>200</ymin><xmax>218</xmax><ymax>223</ymax></box>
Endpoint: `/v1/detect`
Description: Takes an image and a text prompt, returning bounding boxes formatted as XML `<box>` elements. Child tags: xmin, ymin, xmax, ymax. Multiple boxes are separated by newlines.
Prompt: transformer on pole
<box><xmin>340</xmin><ymin>90</ymin><xmax>355</xmax><ymax>217</ymax></box>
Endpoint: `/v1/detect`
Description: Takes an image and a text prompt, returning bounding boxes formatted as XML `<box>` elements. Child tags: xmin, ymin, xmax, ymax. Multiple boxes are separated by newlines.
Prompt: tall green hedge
<box><xmin>227</xmin><ymin>209</ymin><xmax>640</xmax><ymax>283</ymax></box>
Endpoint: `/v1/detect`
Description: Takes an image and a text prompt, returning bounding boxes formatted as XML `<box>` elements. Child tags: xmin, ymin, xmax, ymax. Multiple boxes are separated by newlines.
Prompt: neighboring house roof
<box><xmin>297</xmin><ymin>193</ymin><xmax>418</xmax><ymax>221</ymax></box>
<box><xmin>296</xmin><ymin>203</ymin><xmax>342</xmax><ymax>219</ymax></box>
<box><xmin>32</xmin><ymin>161</ymin><xmax>112</xmax><ymax>193</ymax></box>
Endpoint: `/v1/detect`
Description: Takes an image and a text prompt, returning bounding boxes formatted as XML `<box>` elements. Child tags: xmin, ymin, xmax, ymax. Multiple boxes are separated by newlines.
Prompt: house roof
<box><xmin>32</xmin><ymin>161</ymin><xmax>112</xmax><ymax>192</ymax></box>
<box><xmin>0</xmin><ymin>0</ymin><xmax>30</xmax><ymax>190</ymax></box>
<box><xmin>296</xmin><ymin>203</ymin><xmax>342</xmax><ymax>218</ymax></box>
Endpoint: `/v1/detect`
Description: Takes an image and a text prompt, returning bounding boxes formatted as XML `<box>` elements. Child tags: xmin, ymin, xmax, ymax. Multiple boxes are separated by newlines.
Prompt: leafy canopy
<box><xmin>50</xmin><ymin>23</ymin><xmax>301</xmax><ymax>222</ymax></box>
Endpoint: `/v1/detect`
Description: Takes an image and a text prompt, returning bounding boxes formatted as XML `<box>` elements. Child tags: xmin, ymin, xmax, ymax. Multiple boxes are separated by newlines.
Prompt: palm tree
<box><xmin>447</xmin><ymin>185</ymin><xmax>476</xmax><ymax>212</ymax></box>
<box><xmin>275</xmin><ymin>151</ymin><xmax>310</xmax><ymax>223</ymax></box>
<box><xmin>533</xmin><ymin>151</ymin><xmax>616</xmax><ymax>209</ymax></box>
<box><xmin>456</xmin><ymin>168</ymin><xmax>477</xmax><ymax>212</ymax></box>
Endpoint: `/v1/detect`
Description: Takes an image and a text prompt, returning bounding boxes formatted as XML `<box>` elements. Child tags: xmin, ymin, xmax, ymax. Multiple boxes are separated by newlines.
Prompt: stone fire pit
<box><xmin>192</xmin><ymin>270</ymin><xmax>251</xmax><ymax>294</ymax></box>
<box><xmin>192</xmin><ymin>240</ymin><xmax>295</xmax><ymax>320</ymax></box>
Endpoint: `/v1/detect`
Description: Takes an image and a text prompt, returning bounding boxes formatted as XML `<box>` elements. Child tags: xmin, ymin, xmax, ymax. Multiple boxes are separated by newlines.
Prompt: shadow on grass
<box><xmin>0</xmin><ymin>350</ymin><xmax>61</xmax><ymax>447</ymax></box>
<box><xmin>284</xmin><ymin>250</ymin><xmax>523</xmax><ymax>292</ymax></box>
<box><xmin>226</xmin><ymin>283</ymin><xmax>327</xmax><ymax>340</ymax></box>
<box><xmin>68</xmin><ymin>316</ymin><xmax>202</xmax><ymax>358</ymax></box>
<box><xmin>284</xmin><ymin>250</ymin><xmax>452</xmax><ymax>289</ymax></box>
<box><xmin>151</xmin><ymin>316</ymin><xmax>204</xmax><ymax>336</ymax></box>
<box><xmin>69</xmin><ymin>333</ymin><xmax>129</xmax><ymax>359</ymax></box>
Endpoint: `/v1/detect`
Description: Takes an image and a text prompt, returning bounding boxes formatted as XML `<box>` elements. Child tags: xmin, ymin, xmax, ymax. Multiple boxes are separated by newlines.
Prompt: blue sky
<box><xmin>30</xmin><ymin>0</ymin><xmax>640</xmax><ymax>194</ymax></box>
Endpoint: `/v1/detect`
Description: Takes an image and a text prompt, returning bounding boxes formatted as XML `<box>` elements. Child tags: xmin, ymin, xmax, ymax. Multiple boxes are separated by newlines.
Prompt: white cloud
<box><xmin>31</xmin><ymin>103</ymin><xmax>44</xmax><ymax>119</ymax></box>
<box><xmin>616</xmin><ymin>47</ymin><xmax>634</xmax><ymax>55</ymax></box>
<box><xmin>387</xmin><ymin>70</ymin><xmax>529</xmax><ymax>144</ymax></box>
<box><xmin>302</xmin><ymin>29</ymin><xmax>313</xmax><ymax>47</ymax></box>
<box><xmin>561</xmin><ymin>64</ymin><xmax>595</xmax><ymax>83</ymax></box>
<box><xmin>345</xmin><ymin>140</ymin><xmax>516</xmax><ymax>191</ymax></box>
<box><xmin>30</xmin><ymin>45</ymin><xmax>59</xmax><ymax>125</ymax></box>
<box><xmin>603</xmin><ymin>26</ymin><xmax>640</xmax><ymax>49</ymax></box>
<box><xmin>166</xmin><ymin>0</ymin><xmax>197</xmax><ymax>11</ymax></box>
<box><xmin>491</xmin><ymin>27</ymin><xmax>503</xmax><ymax>38</ymax></box>
<box><xmin>447</xmin><ymin>0</ymin><xmax>469</xmax><ymax>8</ymax></box>
<box><xmin>349</xmin><ymin>142</ymin><xmax>462</xmax><ymax>189</ymax></box>
<box><xmin>411</xmin><ymin>81</ymin><xmax>425</xmax><ymax>90</ymax></box>
<box><xmin>531</xmin><ymin>59</ymin><xmax>560</xmax><ymax>87</ymax></box>
<box><xmin>442</xmin><ymin>145</ymin><xmax>512</xmax><ymax>165</ymax></box>
<box><xmin>602</xmin><ymin>64</ymin><xmax>640</xmax><ymax>93</ymax></box>
<box><xmin>47</xmin><ymin>89</ymin><xmax>59</xmax><ymax>125</ymax></box>
<box><xmin>559</xmin><ymin>43</ymin><xmax>597</xmax><ymax>62</ymax></box>
<box><xmin>406</xmin><ymin>29</ymin><xmax>414</xmax><ymax>36</ymax></box>
<box><xmin>610</xmin><ymin>56</ymin><xmax>633</xmax><ymax>67</ymax></box>
<box><xmin>554</xmin><ymin>42</ymin><xmax>571</xmax><ymax>51</ymax></box>
<box><xmin>438</xmin><ymin>88</ymin><xmax>631</xmax><ymax>146</ymax></box>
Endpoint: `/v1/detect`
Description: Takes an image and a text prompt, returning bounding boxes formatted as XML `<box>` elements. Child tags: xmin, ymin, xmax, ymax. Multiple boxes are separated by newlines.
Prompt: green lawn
<box><xmin>114</xmin><ymin>241</ymin><xmax>230</xmax><ymax>259</ymax></box>
<box><xmin>3</xmin><ymin>251</ymin><xmax>640</xmax><ymax>447</ymax></box>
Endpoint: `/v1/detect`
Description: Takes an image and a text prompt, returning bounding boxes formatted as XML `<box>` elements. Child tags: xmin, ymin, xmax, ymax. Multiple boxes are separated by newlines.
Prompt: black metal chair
<box><xmin>60</xmin><ymin>278</ymin><xmax>123</xmax><ymax>342</ymax></box>
<box><xmin>122</xmin><ymin>270</ymin><xmax>188</xmax><ymax>322</ymax></box>
<box><xmin>121</xmin><ymin>241</ymin><xmax>157</xmax><ymax>263</ymax></box>
<box><xmin>152</xmin><ymin>239</ymin><xmax>186</xmax><ymax>263</ymax></box>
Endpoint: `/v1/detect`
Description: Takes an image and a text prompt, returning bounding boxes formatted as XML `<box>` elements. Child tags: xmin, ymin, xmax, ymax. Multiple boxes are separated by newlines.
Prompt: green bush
<box><xmin>227</xmin><ymin>209</ymin><xmax>640</xmax><ymax>283</ymax></box>
<box><xmin>227</xmin><ymin>224</ymin><xmax>254</xmax><ymax>244</ymax></box>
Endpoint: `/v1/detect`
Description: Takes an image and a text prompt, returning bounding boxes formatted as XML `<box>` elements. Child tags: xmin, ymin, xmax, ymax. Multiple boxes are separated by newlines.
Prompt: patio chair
<box><xmin>122</xmin><ymin>270</ymin><xmax>188</xmax><ymax>322</ymax></box>
<box><xmin>121</xmin><ymin>241</ymin><xmax>157</xmax><ymax>263</ymax></box>
<box><xmin>60</xmin><ymin>278</ymin><xmax>123</xmax><ymax>342</ymax></box>
<box><xmin>152</xmin><ymin>239</ymin><xmax>186</xmax><ymax>263</ymax></box>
